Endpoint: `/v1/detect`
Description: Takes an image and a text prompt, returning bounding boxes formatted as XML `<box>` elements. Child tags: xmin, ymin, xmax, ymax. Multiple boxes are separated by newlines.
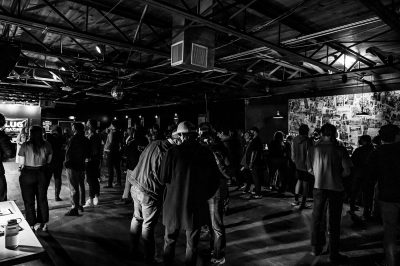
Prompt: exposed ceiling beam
<box><xmin>65</xmin><ymin>0</ymin><xmax>168</xmax><ymax>29</ymax></box>
<box><xmin>274</xmin><ymin>63</ymin><xmax>400</xmax><ymax>87</ymax></box>
<box><xmin>242</xmin><ymin>0</ymin><xmax>376</xmax><ymax>67</ymax></box>
<box><xmin>0</xmin><ymin>12</ymin><xmax>170</xmax><ymax>58</ymax></box>
<box><xmin>360</xmin><ymin>0</ymin><xmax>400</xmax><ymax>36</ymax></box>
<box><xmin>138</xmin><ymin>0</ymin><xmax>340</xmax><ymax>73</ymax></box>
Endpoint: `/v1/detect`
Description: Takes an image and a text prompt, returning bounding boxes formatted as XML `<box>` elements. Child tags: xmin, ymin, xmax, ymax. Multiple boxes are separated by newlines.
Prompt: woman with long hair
<box><xmin>18</xmin><ymin>126</ymin><xmax>53</xmax><ymax>231</ymax></box>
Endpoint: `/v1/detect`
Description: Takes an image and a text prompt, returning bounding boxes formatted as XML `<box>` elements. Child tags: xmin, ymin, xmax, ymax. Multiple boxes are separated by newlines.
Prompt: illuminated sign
<box><xmin>5</xmin><ymin>118</ymin><xmax>28</xmax><ymax>142</ymax></box>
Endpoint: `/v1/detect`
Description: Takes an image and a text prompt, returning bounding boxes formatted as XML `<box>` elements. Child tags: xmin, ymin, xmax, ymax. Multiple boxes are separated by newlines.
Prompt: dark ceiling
<box><xmin>0</xmin><ymin>0</ymin><xmax>399</xmax><ymax>111</ymax></box>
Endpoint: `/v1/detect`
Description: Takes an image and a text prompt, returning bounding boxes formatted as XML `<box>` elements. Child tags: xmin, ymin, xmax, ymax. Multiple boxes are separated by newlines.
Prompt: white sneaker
<box><xmin>83</xmin><ymin>199</ymin><xmax>94</xmax><ymax>208</ymax></box>
<box><xmin>93</xmin><ymin>196</ymin><xmax>99</xmax><ymax>206</ymax></box>
<box><xmin>41</xmin><ymin>223</ymin><xmax>48</xmax><ymax>232</ymax></box>
<box><xmin>211</xmin><ymin>257</ymin><xmax>226</xmax><ymax>265</ymax></box>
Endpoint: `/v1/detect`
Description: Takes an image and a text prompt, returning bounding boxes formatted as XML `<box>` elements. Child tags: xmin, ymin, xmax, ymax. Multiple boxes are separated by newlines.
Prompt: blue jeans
<box><xmin>66</xmin><ymin>168</ymin><xmax>85</xmax><ymax>209</ymax></box>
<box><xmin>19</xmin><ymin>168</ymin><xmax>49</xmax><ymax>226</ymax></box>
<box><xmin>311</xmin><ymin>189</ymin><xmax>344</xmax><ymax>254</ymax></box>
<box><xmin>208</xmin><ymin>189</ymin><xmax>226</xmax><ymax>259</ymax></box>
<box><xmin>130</xmin><ymin>186</ymin><xmax>160</xmax><ymax>261</ymax></box>
<box><xmin>380</xmin><ymin>201</ymin><xmax>400</xmax><ymax>266</ymax></box>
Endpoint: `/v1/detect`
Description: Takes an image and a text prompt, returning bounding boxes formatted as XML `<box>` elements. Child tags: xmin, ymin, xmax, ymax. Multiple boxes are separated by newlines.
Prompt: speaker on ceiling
<box><xmin>0</xmin><ymin>40</ymin><xmax>21</xmax><ymax>80</ymax></box>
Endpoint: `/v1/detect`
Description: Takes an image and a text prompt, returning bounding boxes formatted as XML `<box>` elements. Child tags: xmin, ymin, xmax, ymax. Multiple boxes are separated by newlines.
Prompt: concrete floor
<box><xmin>4</xmin><ymin>162</ymin><xmax>387</xmax><ymax>266</ymax></box>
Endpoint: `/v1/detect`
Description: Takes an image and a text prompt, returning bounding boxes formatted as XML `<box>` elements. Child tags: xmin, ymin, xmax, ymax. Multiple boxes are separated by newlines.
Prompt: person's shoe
<box><xmin>291</xmin><ymin>200</ymin><xmax>300</xmax><ymax>206</ymax></box>
<box><xmin>41</xmin><ymin>223</ymin><xmax>48</xmax><ymax>232</ymax></box>
<box><xmin>299</xmin><ymin>204</ymin><xmax>312</xmax><ymax>210</ymax></box>
<box><xmin>238</xmin><ymin>184</ymin><xmax>247</xmax><ymax>191</ymax></box>
<box><xmin>252</xmin><ymin>194</ymin><xmax>262</xmax><ymax>199</ymax></box>
<box><xmin>104</xmin><ymin>185</ymin><xmax>113</xmax><ymax>188</ymax></box>
<box><xmin>329</xmin><ymin>253</ymin><xmax>349</xmax><ymax>263</ymax></box>
<box><xmin>311</xmin><ymin>247</ymin><xmax>322</xmax><ymax>256</ymax></box>
<box><xmin>34</xmin><ymin>223</ymin><xmax>41</xmax><ymax>231</ymax></box>
<box><xmin>83</xmin><ymin>199</ymin><xmax>94</xmax><ymax>208</ymax></box>
<box><xmin>93</xmin><ymin>196</ymin><xmax>99</xmax><ymax>206</ymax></box>
<box><xmin>211</xmin><ymin>257</ymin><xmax>226</xmax><ymax>265</ymax></box>
<box><xmin>65</xmin><ymin>208</ymin><xmax>79</xmax><ymax>216</ymax></box>
<box><xmin>78</xmin><ymin>206</ymin><xmax>84</xmax><ymax>212</ymax></box>
<box><xmin>55</xmin><ymin>196</ymin><xmax>62</xmax><ymax>202</ymax></box>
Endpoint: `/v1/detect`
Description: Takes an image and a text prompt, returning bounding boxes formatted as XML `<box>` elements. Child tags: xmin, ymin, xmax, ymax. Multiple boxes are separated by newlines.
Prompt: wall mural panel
<box><xmin>288</xmin><ymin>91</ymin><xmax>400</xmax><ymax>150</ymax></box>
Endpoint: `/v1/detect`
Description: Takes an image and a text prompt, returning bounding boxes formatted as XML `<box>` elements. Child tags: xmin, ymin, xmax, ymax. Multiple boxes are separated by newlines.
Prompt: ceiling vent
<box><xmin>171</xmin><ymin>11</ymin><xmax>215</xmax><ymax>72</ymax></box>
<box><xmin>191</xmin><ymin>43</ymin><xmax>208</xmax><ymax>68</ymax></box>
<box><xmin>171</xmin><ymin>41</ymin><xmax>184</xmax><ymax>66</ymax></box>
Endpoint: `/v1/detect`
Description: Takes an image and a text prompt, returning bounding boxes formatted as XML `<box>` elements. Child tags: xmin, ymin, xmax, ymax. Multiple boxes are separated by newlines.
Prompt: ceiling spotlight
<box><xmin>155</xmin><ymin>115</ymin><xmax>158</xmax><ymax>119</ymax></box>
<box><xmin>125</xmin><ymin>115</ymin><xmax>128</xmax><ymax>119</ymax></box>
<box><xmin>174</xmin><ymin>113</ymin><xmax>178</xmax><ymax>117</ymax></box>
<box><xmin>139</xmin><ymin>115</ymin><xmax>142</xmax><ymax>119</ymax></box>
<box><xmin>68</xmin><ymin>116</ymin><xmax>75</xmax><ymax>120</ymax></box>
<box><xmin>95</xmin><ymin>45</ymin><xmax>102</xmax><ymax>54</ymax></box>
<box><xmin>114</xmin><ymin>117</ymin><xmax>117</xmax><ymax>120</ymax></box>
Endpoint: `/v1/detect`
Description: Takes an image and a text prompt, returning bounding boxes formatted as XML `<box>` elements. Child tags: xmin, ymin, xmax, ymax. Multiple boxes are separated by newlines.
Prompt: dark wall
<box><xmin>245</xmin><ymin>97</ymin><xmax>288</xmax><ymax>144</ymax></box>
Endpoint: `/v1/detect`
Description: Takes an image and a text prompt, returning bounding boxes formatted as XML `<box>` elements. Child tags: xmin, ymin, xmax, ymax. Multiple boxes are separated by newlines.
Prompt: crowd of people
<box><xmin>0</xmin><ymin>112</ymin><xmax>399</xmax><ymax>266</ymax></box>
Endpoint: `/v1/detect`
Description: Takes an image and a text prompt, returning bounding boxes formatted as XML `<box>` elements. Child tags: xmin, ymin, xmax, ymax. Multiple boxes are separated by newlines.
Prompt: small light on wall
<box><xmin>273</xmin><ymin>111</ymin><xmax>284</xmax><ymax>119</ymax></box>
<box><xmin>155</xmin><ymin>115</ymin><xmax>158</xmax><ymax>119</ymax></box>
<box><xmin>68</xmin><ymin>116</ymin><xmax>75</xmax><ymax>120</ymax></box>
<box><xmin>114</xmin><ymin>117</ymin><xmax>117</xmax><ymax>120</ymax></box>
<box><xmin>139</xmin><ymin>115</ymin><xmax>142</xmax><ymax>119</ymax></box>
<box><xmin>125</xmin><ymin>115</ymin><xmax>128</xmax><ymax>119</ymax></box>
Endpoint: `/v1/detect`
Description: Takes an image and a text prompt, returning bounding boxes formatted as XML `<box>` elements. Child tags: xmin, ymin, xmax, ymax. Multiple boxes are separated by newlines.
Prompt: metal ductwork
<box><xmin>171</xmin><ymin>0</ymin><xmax>215</xmax><ymax>72</ymax></box>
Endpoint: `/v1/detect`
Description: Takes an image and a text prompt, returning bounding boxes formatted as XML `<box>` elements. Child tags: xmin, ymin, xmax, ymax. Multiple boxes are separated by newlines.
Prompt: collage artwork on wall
<box><xmin>288</xmin><ymin>90</ymin><xmax>400</xmax><ymax>151</ymax></box>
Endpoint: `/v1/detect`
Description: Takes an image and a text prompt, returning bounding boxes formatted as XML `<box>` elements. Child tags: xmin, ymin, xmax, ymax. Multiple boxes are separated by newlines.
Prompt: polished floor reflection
<box><xmin>5</xmin><ymin>162</ymin><xmax>386</xmax><ymax>266</ymax></box>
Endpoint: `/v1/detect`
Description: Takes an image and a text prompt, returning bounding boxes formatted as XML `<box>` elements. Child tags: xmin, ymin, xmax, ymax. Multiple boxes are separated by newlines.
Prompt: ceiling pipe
<box><xmin>138</xmin><ymin>0</ymin><xmax>340</xmax><ymax>73</ymax></box>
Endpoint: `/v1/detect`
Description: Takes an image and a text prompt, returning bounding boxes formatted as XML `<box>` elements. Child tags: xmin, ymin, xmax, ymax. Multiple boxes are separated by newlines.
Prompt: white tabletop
<box><xmin>0</xmin><ymin>201</ymin><xmax>45</xmax><ymax>264</ymax></box>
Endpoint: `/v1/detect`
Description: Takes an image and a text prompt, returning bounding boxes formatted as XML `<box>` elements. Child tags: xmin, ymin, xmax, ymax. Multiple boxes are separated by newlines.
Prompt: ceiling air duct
<box><xmin>171</xmin><ymin>0</ymin><xmax>215</xmax><ymax>72</ymax></box>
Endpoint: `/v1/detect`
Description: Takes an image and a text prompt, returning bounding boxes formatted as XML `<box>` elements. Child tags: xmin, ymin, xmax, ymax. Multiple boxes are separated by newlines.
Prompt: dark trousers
<box><xmin>164</xmin><ymin>227</ymin><xmax>200</xmax><ymax>266</ymax></box>
<box><xmin>107</xmin><ymin>152</ymin><xmax>121</xmax><ymax>186</ymax></box>
<box><xmin>0</xmin><ymin>173</ymin><xmax>7</xmax><ymax>201</ymax></box>
<box><xmin>311</xmin><ymin>188</ymin><xmax>344</xmax><ymax>255</ymax></box>
<box><xmin>66</xmin><ymin>168</ymin><xmax>85</xmax><ymax>209</ymax></box>
<box><xmin>244</xmin><ymin>166</ymin><xmax>262</xmax><ymax>194</ymax></box>
<box><xmin>350</xmin><ymin>175</ymin><xmax>376</xmax><ymax>216</ymax></box>
<box><xmin>19</xmin><ymin>168</ymin><xmax>49</xmax><ymax>226</ymax></box>
<box><xmin>86</xmin><ymin>160</ymin><xmax>100</xmax><ymax>198</ymax></box>
<box><xmin>380</xmin><ymin>201</ymin><xmax>400</xmax><ymax>266</ymax></box>
<box><xmin>269</xmin><ymin>158</ymin><xmax>288</xmax><ymax>192</ymax></box>
<box><xmin>130</xmin><ymin>187</ymin><xmax>161</xmax><ymax>261</ymax></box>
<box><xmin>46</xmin><ymin>163</ymin><xmax>63</xmax><ymax>198</ymax></box>
<box><xmin>208</xmin><ymin>191</ymin><xmax>226</xmax><ymax>260</ymax></box>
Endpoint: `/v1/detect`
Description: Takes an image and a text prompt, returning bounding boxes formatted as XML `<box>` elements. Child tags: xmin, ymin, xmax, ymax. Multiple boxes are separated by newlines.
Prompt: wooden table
<box><xmin>0</xmin><ymin>201</ymin><xmax>45</xmax><ymax>265</ymax></box>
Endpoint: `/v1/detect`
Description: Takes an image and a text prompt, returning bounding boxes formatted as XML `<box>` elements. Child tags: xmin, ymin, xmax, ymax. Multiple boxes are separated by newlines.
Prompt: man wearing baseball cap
<box><xmin>160</xmin><ymin>121</ymin><xmax>221</xmax><ymax>266</ymax></box>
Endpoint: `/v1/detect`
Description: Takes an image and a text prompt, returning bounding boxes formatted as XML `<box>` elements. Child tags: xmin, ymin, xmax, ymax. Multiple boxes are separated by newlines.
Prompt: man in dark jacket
<box><xmin>160</xmin><ymin>121</ymin><xmax>220</xmax><ymax>266</ymax></box>
<box><xmin>0</xmin><ymin>113</ymin><xmax>15</xmax><ymax>201</ymax></box>
<box><xmin>128</xmin><ymin>132</ymin><xmax>176</xmax><ymax>263</ymax></box>
<box><xmin>104</xmin><ymin>120</ymin><xmax>123</xmax><ymax>188</ymax></box>
<box><xmin>64</xmin><ymin>122</ymin><xmax>90</xmax><ymax>216</ymax></box>
<box><xmin>83</xmin><ymin>119</ymin><xmax>102</xmax><ymax>208</ymax></box>
<box><xmin>246</xmin><ymin>127</ymin><xmax>263</xmax><ymax>198</ymax></box>
<box><xmin>46</xmin><ymin>125</ymin><xmax>65</xmax><ymax>201</ymax></box>
<box><xmin>350</xmin><ymin>135</ymin><xmax>374</xmax><ymax>216</ymax></box>
<box><xmin>368</xmin><ymin>124</ymin><xmax>400</xmax><ymax>266</ymax></box>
